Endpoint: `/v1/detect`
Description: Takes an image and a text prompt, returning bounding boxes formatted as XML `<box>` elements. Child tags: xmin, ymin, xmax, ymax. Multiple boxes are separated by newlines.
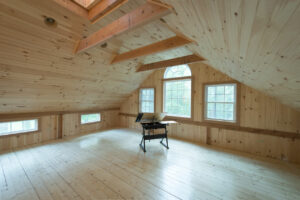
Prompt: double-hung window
<box><xmin>204</xmin><ymin>83</ymin><xmax>237</xmax><ymax>123</ymax></box>
<box><xmin>163</xmin><ymin>64</ymin><xmax>192</xmax><ymax>118</ymax></box>
<box><xmin>139</xmin><ymin>88</ymin><xmax>155</xmax><ymax>113</ymax></box>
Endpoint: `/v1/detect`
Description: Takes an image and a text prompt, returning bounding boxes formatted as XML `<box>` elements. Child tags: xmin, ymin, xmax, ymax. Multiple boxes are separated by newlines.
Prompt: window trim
<box><xmin>162</xmin><ymin>75</ymin><xmax>193</xmax><ymax>119</ymax></box>
<box><xmin>79</xmin><ymin>113</ymin><xmax>101</xmax><ymax>125</ymax></box>
<box><xmin>202</xmin><ymin>81</ymin><xmax>240</xmax><ymax>125</ymax></box>
<box><xmin>138</xmin><ymin>87</ymin><xmax>156</xmax><ymax>113</ymax></box>
<box><xmin>0</xmin><ymin>118</ymin><xmax>40</xmax><ymax>137</ymax></box>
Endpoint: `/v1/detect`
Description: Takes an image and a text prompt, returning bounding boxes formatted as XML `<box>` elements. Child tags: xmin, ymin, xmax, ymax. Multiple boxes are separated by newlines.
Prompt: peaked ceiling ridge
<box><xmin>74</xmin><ymin>0</ymin><xmax>173</xmax><ymax>54</ymax></box>
<box><xmin>53</xmin><ymin>0</ymin><xmax>129</xmax><ymax>23</ymax></box>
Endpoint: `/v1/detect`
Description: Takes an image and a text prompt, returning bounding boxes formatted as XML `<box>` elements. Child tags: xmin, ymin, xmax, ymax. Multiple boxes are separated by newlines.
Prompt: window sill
<box><xmin>165</xmin><ymin>115</ymin><xmax>192</xmax><ymax>120</ymax></box>
<box><xmin>80</xmin><ymin>121</ymin><xmax>102</xmax><ymax>125</ymax></box>
<box><xmin>0</xmin><ymin>130</ymin><xmax>39</xmax><ymax>138</ymax></box>
<box><xmin>203</xmin><ymin>118</ymin><xmax>238</xmax><ymax>126</ymax></box>
<box><xmin>140</xmin><ymin>112</ymin><xmax>155</xmax><ymax>114</ymax></box>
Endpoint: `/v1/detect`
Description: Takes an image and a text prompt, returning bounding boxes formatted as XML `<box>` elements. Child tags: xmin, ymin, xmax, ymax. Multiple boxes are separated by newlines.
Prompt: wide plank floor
<box><xmin>1</xmin><ymin>128</ymin><xmax>300</xmax><ymax>200</ymax></box>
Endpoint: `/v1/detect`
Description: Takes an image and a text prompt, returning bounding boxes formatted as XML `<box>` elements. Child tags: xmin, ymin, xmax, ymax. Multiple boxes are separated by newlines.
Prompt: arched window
<box><xmin>163</xmin><ymin>64</ymin><xmax>192</xmax><ymax>118</ymax></box>
<box><xmin>164</xmin><ymin>64</ymin><xmax>191</xmax><ymax>79</ymax></box>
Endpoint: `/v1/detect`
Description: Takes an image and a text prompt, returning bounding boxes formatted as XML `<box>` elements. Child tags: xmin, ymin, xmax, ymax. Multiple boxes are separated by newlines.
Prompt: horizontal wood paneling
<box><xmin>119</xmin><ymin>62</ymin><xmax>300</xmax><ymax>163</ymax></box>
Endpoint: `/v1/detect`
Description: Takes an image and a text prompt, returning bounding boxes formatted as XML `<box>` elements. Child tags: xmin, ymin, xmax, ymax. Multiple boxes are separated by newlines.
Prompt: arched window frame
<box><xmin>163</xmin><ymin>64</ymin><xmax>192</xmax><ymax>118</ymax></box>
<box><xmin>164</xmin><ymin>64</ymin><xmax>192</xmax><ymax>78</ymax></box>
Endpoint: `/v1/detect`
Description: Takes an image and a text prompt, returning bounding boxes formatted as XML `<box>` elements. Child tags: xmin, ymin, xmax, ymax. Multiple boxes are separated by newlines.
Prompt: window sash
<box><xmin>204</xmin><ymin>83</ymin><xmax>237</xmax><ymax>122</ymax></box>
<box><xmin>163</xmin><ymin>78</ymin><xmax>191</xmax><ymax>118</ymax></box>
<box><xmin>139</xmin><ymin>88</ymin><xmax>155</xmax><ymax>113</ymax></box>
<box><xmin>80</xmin><ymin>113</ymin><xmax>101</xmax><ymax>124</ymax></box>
<box><xmin>0</xmin><ymin>119</ymin><xmax>38</xmax><ymax>136</ymax></box>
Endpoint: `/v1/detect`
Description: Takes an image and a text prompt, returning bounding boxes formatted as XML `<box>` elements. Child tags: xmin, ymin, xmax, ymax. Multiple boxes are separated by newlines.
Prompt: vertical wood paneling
<box><xmin>119</xmin><ymin>62</ymin><xmax>300</xmax><ymax>163</ymax></box>
<box><xmin>0</xmin><ymin>110</ymin><xmax>120</xmax><ymax>151</ymax></box>
<box><xmin>63</xmin><ymin>110</ymin><xmax>120</xmax><ymax>137</ymax></box>
<box><xmin>0</xmin><ymin>115</ymin><xmax>58</xmax><ymax>152</ymax></box>
<box><xmin>121</xmin><ymin>62</ymin><xmax>300</xmax><ymax>132</ymax></box>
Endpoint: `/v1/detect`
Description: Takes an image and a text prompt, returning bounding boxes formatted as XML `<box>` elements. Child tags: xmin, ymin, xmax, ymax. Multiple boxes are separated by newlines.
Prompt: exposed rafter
<box><xmin>88</xmin><ymin>0</ymin><xmax>128</xmax><ymax>23</ymax></box>
<box><xmin>148</xmin><ymin>0</ymin><xmax>174</xmax><ymax>10</ymax></box>
<box><xmin>74</xmin><ymin>2</ymin><xmax>172</xmax><ymax>54</ymax></box>
<box><xmin>136</xmin><ymin>54</ymin><xmax>205</xmax><ymax>72</ymax></box>
<box><xmin>111</xmin><ymin>35</ymin><xmax>194</xmax><ymax>64</ymax></box>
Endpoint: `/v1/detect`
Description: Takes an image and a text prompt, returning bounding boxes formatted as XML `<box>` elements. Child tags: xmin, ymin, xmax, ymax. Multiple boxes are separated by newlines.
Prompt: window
<box><xmin>163</xmin><ymin>65</ymin><xmax>192</xmax><ymax>118</ymax></box>
<box><xmin>139</xmin><ymin>88</ymin><xmax>155</xmax><ymax>113</ymax></box>
<box><xmin>204</xmin><ymin>83</ymin><xmax>237</xmax><ymax>122</ymax></box>
<box><xmin>0</xmin><ymin>119</ymin><xmax>38</xmax><ymax>136</ymax></box>
<box><xmin>73</xmin><ymin>0</ymin><xmax>96</xmax><ymax>8</ymax></box>
<box><xmin>80</xmin><ymin>113</ymin><xmax>101</xmax><ymax>124</ymax></box>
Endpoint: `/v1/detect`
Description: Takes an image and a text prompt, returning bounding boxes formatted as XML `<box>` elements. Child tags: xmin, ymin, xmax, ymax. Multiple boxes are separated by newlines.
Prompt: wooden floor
<box><xmin>1</xmin><ymin>129</ymin><xmax>300</xmax><ymax>200</ymax></box>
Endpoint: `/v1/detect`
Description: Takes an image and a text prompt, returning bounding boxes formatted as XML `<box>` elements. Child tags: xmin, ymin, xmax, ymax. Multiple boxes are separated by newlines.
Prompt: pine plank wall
<box><xmin>1</xmin><ymin>63</ymin><xmax>299</xmax><ymax>164</ymax></box>
<box><xmin>119</xmin><ymin>62</ymin><xmax>300</xmax><ymax>164</ymax></box>
<box><xmin>0</xmin><ymin>110</ymin><xmax>119</xmax><ymax>152</ymax></box>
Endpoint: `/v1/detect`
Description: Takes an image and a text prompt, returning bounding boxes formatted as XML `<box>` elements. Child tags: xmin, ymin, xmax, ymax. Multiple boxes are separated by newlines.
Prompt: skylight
<box><xmin>73</xmin><ymin>0</ymin><xmax>96</xmax><ymax>8</ymax></box>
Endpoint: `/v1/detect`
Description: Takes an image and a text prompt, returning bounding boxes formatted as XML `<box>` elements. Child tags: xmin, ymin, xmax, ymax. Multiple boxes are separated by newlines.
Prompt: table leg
<box><xmin>140</xmin><ymin>128</ymin><xmax>146</xmax><ymax>152</ymax></box>
<box><xmin>160</xmin><ymin>128</ymin><xmax>169</xmax><ymax>149</ymax></box>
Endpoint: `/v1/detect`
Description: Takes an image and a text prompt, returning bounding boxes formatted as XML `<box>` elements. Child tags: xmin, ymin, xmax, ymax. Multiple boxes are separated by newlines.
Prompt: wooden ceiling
<box><xmin>0</xmin><ymin>0</ymin><xmax>299</xmax><ymax>114</ymax></box>
<box><xmin>161</xmin><ymin>0</ymin><xmax>300</xmax><ymax>110</ymax></box>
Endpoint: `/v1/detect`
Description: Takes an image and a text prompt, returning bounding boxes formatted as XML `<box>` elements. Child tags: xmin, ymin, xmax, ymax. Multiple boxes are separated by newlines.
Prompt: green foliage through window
<box><xmin>163</xmin><ymin>65</ymin><xmax>192</xmax><ymax>118</ymax></box>
<box><xmin>139</xmin><ymin>88</ymin><xmax>154</xmax><ymax>113</ymax></box>
<box><xmin>205</xmin><ymin>84</ymin><xmax>236</xmax><ymax>122</ymax></box>
<box><xmin>81</xmin><ymin>113</ymin><xmax>101</xmax><ymax>124</ymax></box>
<box><xmin>0</xmin><ymin>119</ymin><xmax>38</xmax><ymax>136</ymax></box>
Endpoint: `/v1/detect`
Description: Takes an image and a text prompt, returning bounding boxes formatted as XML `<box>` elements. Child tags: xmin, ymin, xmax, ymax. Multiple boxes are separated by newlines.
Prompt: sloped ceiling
<box><xmin>161</xmin><ymin>0</ymin><xmax>300</xmax><ymax>110</ymax></box>
<box><xmin>0</xmin><ymin>0</ymin><xmax>299</xmax><ymax>114</ymax></box>
<box><xmin>0</xmin><ymin>0</ymin><xmax>181</xmax><ymax>113</ymax></box>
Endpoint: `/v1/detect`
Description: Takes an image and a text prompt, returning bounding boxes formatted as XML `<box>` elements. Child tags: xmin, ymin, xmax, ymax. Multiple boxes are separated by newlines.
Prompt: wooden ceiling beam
<box><xmin>88</xmin><ymin>0</ymin><xmax>128</xmax><ymax>23</ymax></box>
<box><xmin>136</xmin><ymin>54</ymin><xmax>205</xmax><ymax>72</ymax></box>
<box><xmin>147</xmin><ymin>0</ymin><xmax>174</xmax><ymax>10</ymax></box>
<box><xmin>74</xmin><ymin>1</ymin><xmax>172</xmax><ymax>54</ymax></box>
<box><xmin>53</xmin><ymin>0</ymin><xmax>89</xmax><ymax>19</ymax></box>
<box><xmin>111</xmin><ymin>35</ymin><xmax>194</xmax><ymax>64</ymax></box>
